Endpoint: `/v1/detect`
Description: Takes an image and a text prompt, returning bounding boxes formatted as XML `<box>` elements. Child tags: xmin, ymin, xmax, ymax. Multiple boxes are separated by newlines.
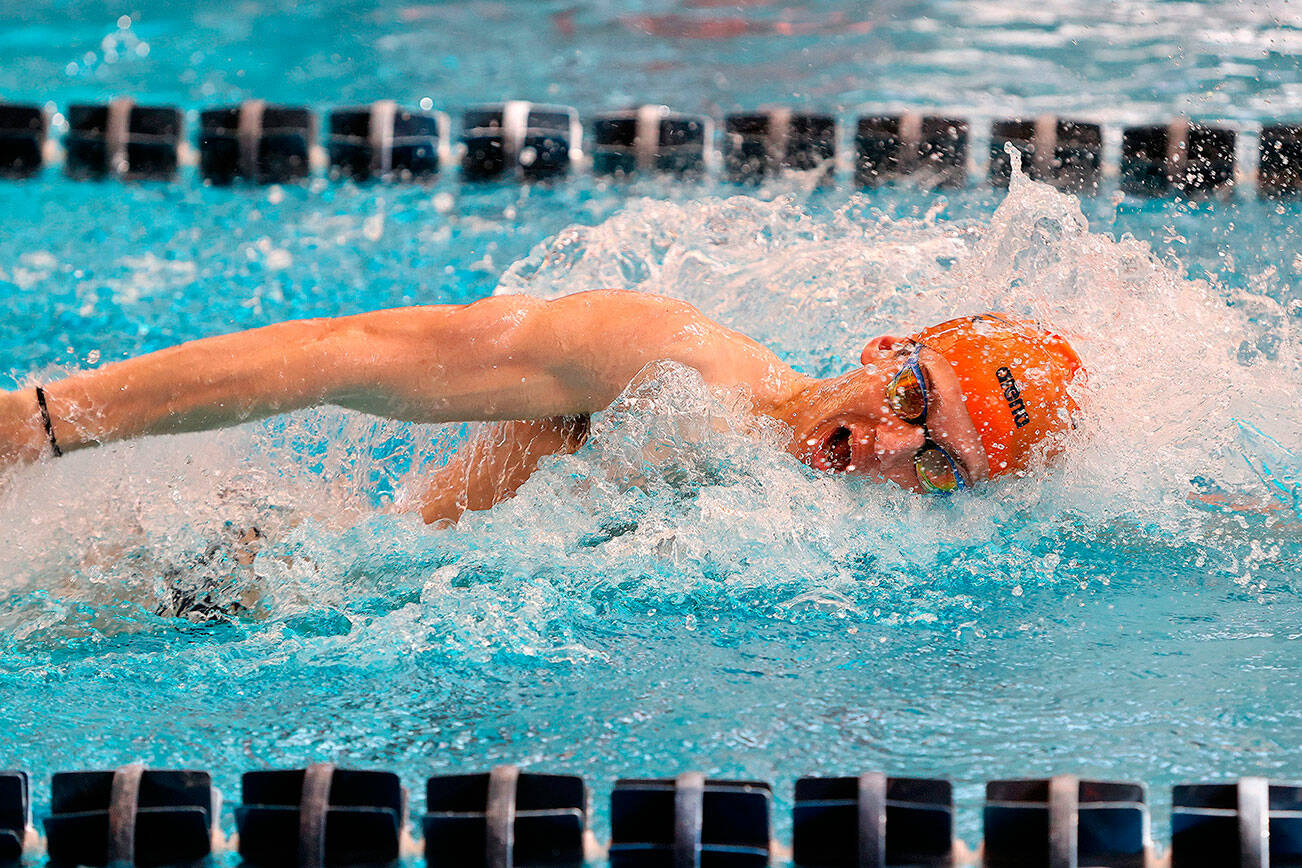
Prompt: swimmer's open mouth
<box><xmin>809</xmin><ymin>424</ymin><xmax>862</xmax><ymax>474</ymax></box>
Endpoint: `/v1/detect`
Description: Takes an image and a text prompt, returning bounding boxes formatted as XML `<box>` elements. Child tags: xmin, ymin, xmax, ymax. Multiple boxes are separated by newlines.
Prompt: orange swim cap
<box><xmin>912</xmin><ymin>313</ymin><xmax>1085</xmax><ymax>478</ymax></box>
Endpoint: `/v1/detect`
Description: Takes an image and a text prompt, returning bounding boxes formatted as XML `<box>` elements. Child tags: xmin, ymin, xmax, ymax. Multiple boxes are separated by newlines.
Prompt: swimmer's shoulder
<box><xmin>479</xmin><ymin>289</ymin><xmax>804</xmax><ymax>408</ymax></box>
<box><xmin>548</xmin><ymin>290</ymin><xmax>805</xmax><ymax>401</ymax></box>
<box><xmin>463</xmin><ymin>289</ymin><xmax>710</xmax><ymax>349</ymax></box>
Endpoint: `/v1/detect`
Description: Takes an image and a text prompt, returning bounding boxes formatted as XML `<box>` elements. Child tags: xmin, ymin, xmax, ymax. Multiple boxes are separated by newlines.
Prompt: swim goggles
<box><xmin>884</xmin><ymin>345</ymin><xmax>969</xmax><ymax>495</ymax></box>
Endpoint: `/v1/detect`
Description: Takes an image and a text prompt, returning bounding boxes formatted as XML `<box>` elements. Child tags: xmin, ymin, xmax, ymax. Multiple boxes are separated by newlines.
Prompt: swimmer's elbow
<box><xmin>314</xmin><ymin>298</ymin><xmax>565</xmax><ymax>418</ymax></box>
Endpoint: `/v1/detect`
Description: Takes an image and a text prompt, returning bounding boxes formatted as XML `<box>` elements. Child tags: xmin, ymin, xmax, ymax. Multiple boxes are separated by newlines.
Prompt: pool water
<box><xmin>1</xmin><ymin>0</ymin><xmax>1301</xmax><ymax>855</ymax></box>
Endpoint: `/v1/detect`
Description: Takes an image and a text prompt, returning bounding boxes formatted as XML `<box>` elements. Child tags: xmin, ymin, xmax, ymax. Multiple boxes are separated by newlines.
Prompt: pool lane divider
<box><xmin>592</xmin><ymin>105</ymin><xmax>713</xmax><ymax>180</ymax></box>
<box><xmin>0</xmin><ymin>771</ymin><xmax>29</xmax><ymax>862</ymax></box>
<box><xmin>198</xmin><ymin>101</ymin><xmax>316</xmax><ymax>185</ymax></box>
<box><xmin>0</xmin><ymin>98</ymin><xmax>1298</xmax><ymax>198</ymax></box>
<box><xmin>855</xmin><ymin>114</ymin><xmax>970</xmax><ymax>190</ymax></box>
<box><xmin>988</xmin><ymin>117</ymin><xmax>1103</xmax><ymax>194</ymax></box>
<box><xmin>609</xmin><ymin>775</ymin><xmax>771</xmax><ymax>866</ymax></box>
<box><xmin>1121</xmin><ymin>119</ymin><xmax>1237</xmax><ymax>197</ymax></box>
<box><xmin>1259</xmin><ymin>124</ymin><xmax>1302</xmax><ymax>197</ymax></box>
<box><xmin>0</xmin><ymin>105</ymin><xmax>48</xmax><ymax>179</ymax></box>
<box><xmin>424</xmin><ymin>767</ymin><xmax>587</xmax><ymax>867</ymax></box>
<box><xmin>235</xmin><ymin>766</ymin><xmax>403</xmax><ymax>868</ymax></box>
<box><xmin>723</xmin><ymin>109</ymin><xmax>837</xmax><ymax>186</ymax></box>
<box><xmin>10</xmin><ymin>765</ymin><xmax>1302</xmax><ymax>865</ymax></box>
<box><xmin>460</xmin><ymin>101</ymin><xmax>581</xmax><ymax>182</ymax></box>
<box><xmin>1170</xmin><ymin>778</ymin><xmax>1302</xmax><ymax>868</ymax></box>
<box><xmin>64</xmin><ymin>99</ymin><xmax>184</xmax><ymax>181</ymax></box>
<box><xmin>42</xmin><ymin>767</ymin><xmax>217</xmax><ymax>867</ymax></box>
<box><xmin>792</xmin><ymin>773</ymin><xmax>954</xmax><ymax>866</ymax></box>
<box><xmin>984</xmin><ymin>777</ymin><xmax>1148</xmax><ymax>868</ymax></box>
<box><xmin>327</xmin><ymin>101</ymin><xmax>450</xmax><ymax>182</ymax></box>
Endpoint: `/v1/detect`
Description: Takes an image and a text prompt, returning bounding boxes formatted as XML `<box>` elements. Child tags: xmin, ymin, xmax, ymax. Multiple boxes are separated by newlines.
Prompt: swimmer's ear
<box><xmin>860</xmin><ymin>335</ymin><xmax>907</xmax><ymax>365</ymax></box>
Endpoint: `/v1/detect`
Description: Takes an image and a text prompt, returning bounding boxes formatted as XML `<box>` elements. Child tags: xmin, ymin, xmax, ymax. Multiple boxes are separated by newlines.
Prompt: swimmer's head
<box><xmin>782</xmin><ymin>312</ymin><xmax>1085</xmax><ymax>492</ymax></box>
<box><xmin>908</xmin><ymin>313</ymin><xmax>1085</xmax><ymax>478</ymax></box>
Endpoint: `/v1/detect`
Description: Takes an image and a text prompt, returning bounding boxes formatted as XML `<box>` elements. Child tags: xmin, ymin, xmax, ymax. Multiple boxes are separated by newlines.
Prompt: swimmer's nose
<box><xmin>873</xmin><ymin>417</ymin><xmax>926</xmax><ymax>463</ymax></box>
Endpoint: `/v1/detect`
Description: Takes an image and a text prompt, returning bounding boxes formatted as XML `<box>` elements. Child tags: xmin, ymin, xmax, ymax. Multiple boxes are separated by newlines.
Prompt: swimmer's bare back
<box><xmin>0</xmin><ymin>291</ymin><xmax>810</xmax><ymax>522</ymax></box>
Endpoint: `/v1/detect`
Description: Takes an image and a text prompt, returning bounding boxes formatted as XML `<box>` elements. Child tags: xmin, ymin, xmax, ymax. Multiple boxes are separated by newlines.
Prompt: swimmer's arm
<box><xmin>2</xmin><ymin>290</ymin><xmax>788</xmax><ymax>463</ymax></box>
<box><xmin>409</xmin><ymin>415</ymin><xmax>589</xmax><ymax>525</ymax></box>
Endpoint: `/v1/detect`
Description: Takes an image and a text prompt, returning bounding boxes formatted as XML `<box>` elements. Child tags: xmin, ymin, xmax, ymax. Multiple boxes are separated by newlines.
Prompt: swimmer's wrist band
<box><xmin>34</xmin><ymin>386</ymin><xmax>62</xmax><ymax>457</ymax></box>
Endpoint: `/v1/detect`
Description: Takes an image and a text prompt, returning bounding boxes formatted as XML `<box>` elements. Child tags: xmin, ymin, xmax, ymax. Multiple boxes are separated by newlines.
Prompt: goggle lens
<box><xmin>915</xmin><ymin>446</ymin><xmax>963</xmax><ymax>494</ymax></box>
<box><xmin>882</xmin><ymin>345</ymin><xmax>970</xmax><ymax>495</ymax></box>
<box><xmin>886</xmin><ymin>365</ymin><xmax>927</xmax><ymax>423</ymax></box>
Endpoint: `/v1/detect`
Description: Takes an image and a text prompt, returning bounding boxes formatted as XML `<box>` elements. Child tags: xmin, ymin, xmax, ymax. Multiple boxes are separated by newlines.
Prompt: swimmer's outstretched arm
<box><xmin>0</xmin><ymin>290</ymin><xmax>798</xmax><ymax>468</ymax></box>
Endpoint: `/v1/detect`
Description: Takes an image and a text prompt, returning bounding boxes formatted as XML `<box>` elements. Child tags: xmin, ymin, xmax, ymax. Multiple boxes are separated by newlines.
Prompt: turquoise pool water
<box><xmin>1</xmin><ymin>0</ymin><xmax>1301</xmax><ymax>854</ymax></box>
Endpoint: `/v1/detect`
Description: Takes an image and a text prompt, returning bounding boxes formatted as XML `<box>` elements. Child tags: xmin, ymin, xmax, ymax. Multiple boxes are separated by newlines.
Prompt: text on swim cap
<box><xmin>995</xmin><ymin>367</ymin><xmax>1031</xmax><ymax>428</ymax></box>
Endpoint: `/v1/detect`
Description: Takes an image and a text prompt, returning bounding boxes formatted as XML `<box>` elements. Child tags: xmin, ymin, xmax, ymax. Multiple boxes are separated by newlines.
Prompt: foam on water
<box><xmin>0</xmin><ymin>171</ymin><xmax>1299</xmax><ymax>671</ymax></box>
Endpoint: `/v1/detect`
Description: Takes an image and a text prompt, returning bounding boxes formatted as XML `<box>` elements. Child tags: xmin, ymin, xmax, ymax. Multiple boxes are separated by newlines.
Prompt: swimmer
<box><xmin>0</xmin><ymin>290</ymin><xmax>1083</xmax><ymax>524</ymax></box>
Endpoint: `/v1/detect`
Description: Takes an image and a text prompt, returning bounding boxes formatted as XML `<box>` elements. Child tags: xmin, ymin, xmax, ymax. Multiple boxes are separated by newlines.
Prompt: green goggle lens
<box><xmin>915</xmin><ymin>446</ymin><xmax>963</xmax><ymax>494</ymax></box>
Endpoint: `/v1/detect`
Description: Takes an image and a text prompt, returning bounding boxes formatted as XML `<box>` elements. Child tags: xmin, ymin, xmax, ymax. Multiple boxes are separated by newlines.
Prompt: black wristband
<box><xmin>34</xmin><ymin>386</ymin><xmax>62</xmax><ymax>457</ymax></box>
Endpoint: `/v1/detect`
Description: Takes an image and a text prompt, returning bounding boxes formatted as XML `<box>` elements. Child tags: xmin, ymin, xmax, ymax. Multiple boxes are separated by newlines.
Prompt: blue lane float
<box><xmin>792</xmin><ymin>774</ymin><xmax>953</xmax><ymax>868</ymax></box>
<box><xmin>1121</xmin><ymin>119</ymin><xmax>1237</xmax><ymax>197</ymax></box>
<box><xmin>423</xmin><ymin>766</ymin><xmax>588</xmax><ymax>868</ymax></box>
<box><xmin>609</xmin><ymin>774</ymin><xmax>772</xmax><ymax>867</ymax></box>
<box><xmin>199</xmin><ymin>101</ymin><xmax>316</xmax><ymax>185</ymax></box>
<box><xmin>1259</xmin><ymin>123</ymin><xmax>1302</xmax><ymax>198</ymax></box>
<box><xmin>723</xmin><ymin>109</ymin><xmax>838</xmax><ymax>185</ymax></box>
<box><xmin>0</xmin><ymin>771</ymin><xmax>28</xmax><ymax>863</ymax></box>
<box><xmin>1171</xmin><ymin>778</ymin><xmax>1302</xmax><ymax>868</ymax></box>
<box><xmin>461</xmin><ymin>101</ymin><xmax>581</xmax><ymax>182</ymax></box>
<box><xmin>235</xmin><ymin>764</ymin><xmax>404</xmax><ymax>868</ymax></box>
<box><xmin>854</xmin><ymin>113</ymin><xmax>969</xmax><ymax>189</ymax></box>
<box><xmin>43</xmin><ymin>766</ymin><xmax>216</xmax><ymax>868</ymax></box>
<box><xmin>0</xmin><ymin>104</ymin><xmax>47</xmax><ymax>178</ymax></box>
<box><xmin>983</xmin><ymin>776</ymin><xmax>1148</xmax><ymax>868</ymax></box>
<box><xmin>592</xmin><ymin>105</ymin><xmax>713</xmax><ymax>179</ymax></box>
<box><xmin>327</xmin><ymin>101</ymin><xmax>449</xmax><ymax>182</ymax></box>
<box><xmin>988</xmin><ymin>117</ymin><xmax>1102</xmax><ymax>193</ymax></box>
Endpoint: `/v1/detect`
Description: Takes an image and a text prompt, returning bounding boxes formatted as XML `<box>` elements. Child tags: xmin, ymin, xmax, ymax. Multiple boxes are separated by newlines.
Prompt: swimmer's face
<box><xmin>785</xmin><ymin>336</ymin><xmax>990</xmax><ymax>493</ymax></box>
